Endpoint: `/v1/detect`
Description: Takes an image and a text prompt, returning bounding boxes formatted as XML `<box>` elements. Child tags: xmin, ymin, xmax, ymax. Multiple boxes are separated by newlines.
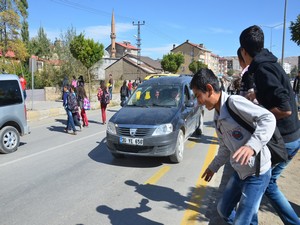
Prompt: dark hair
<box><xmin>237</xmin><ymin>47</ymin><xmax>244</xmax><ymax>63</ymax></box>
<box><xmin>190</xmin><ymin>68</ymin><xmax>220</xmax><ymax>92</ymax></box>
<box><xmin>239</xmin><ymin>25</ymin><xmax>264</xmax><ymax>58</ymax></box>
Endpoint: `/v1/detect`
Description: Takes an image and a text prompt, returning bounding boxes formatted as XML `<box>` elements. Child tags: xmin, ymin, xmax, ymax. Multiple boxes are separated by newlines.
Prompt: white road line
<box><xmin>0</xmin><ymin>130</ymin><xmax>106</xmax><ymax>168</ymax></box>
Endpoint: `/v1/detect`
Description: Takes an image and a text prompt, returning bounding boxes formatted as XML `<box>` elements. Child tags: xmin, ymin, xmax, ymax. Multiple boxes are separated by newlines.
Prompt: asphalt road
<box><xmin>0</xmin><ymin>107</ymin><xmax>219</xmax><ymax>225</ymax></box>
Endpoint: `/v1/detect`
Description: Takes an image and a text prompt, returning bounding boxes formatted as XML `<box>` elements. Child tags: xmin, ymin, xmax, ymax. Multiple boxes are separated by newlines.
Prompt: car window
<box><xmin>0</xmin><ymin>80</ymin><xmax>23</xmax><ymax>106</ymax></box>
<box><xmin>127</xmin><ymin>84</ymin><xmax>182</xmax><ymax>107</ymax></box>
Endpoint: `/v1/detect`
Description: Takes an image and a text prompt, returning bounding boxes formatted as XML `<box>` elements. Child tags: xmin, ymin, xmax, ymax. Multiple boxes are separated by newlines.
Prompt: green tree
<box><xmin>290</xmin><ymin>14</ymin><xmax>300</xmax><ymax>46</ymax></box>
<box><xmin>28</xmin><ymin>26</ymin><xmax>51</xmax><ymax>58</ymax></box>
<box><xmin>227</xmin><ymin>69</ymin><xmax>234</xmax><ymax>76</ymax></box>
<box><xmin>189</xmin><ymin>60</ymin><xmax>208</xmax><ymax>74</ymax></box>
<box><xmin>0</xmin><ymin>0</ymin><xmax>28</xmax><ymax>52</ymax></box>
<box><xmin>161</xmin><ymin>52</ymin><xmax>184</xmax><ymax>73</ymax></box>
<box><xmin>69</xmin><ymin>33</ymin><xmax>104</xmax><ymax>98</ymax></box>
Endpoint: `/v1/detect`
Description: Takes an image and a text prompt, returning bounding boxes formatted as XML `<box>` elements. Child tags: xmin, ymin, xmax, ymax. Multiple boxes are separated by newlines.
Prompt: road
<box><xmin>0</xmin><ymin>107</ymin><xmax>219</xmax><ymax>225</ymax></box>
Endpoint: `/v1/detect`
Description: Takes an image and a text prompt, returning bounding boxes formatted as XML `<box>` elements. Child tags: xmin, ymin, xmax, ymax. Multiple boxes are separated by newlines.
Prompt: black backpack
<box><xmin>67</xmin><ymin>93</ymin><xmax>78</xmax><ymax>112</ymax></box>
<box><xmin>121</xmin><ymin>86</ymin><xmax>127</xmax><ymax>97</ymax></box>
<box><xmin>225</xmin><ymin>97</ymin><xmax>288</xmax><ymax>176</ymax></box>
<box><xmin>101</xmin><ymin>90</ymin><xmax>110</xmax><ymax>104</ymax></box>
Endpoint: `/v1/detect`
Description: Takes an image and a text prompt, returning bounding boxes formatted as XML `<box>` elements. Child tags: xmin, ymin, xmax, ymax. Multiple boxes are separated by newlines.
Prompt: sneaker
<box><xmin>79</xmin><ymin>125</ymin><xmax>82</xmax><ymax>131</ymax></box>
<box><xmin>72</xmin><ymin>131</ymin><xmax>77</xmax><ymax>135</ymax></box>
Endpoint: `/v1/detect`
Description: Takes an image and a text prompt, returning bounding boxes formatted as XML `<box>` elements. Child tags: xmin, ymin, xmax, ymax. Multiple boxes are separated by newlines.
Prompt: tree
<box><xmin>189</xmin><ymin>60</ymin><xmax>208</xmax><ymax>74</ymax></box>
<box><xmin>161</xmin><ymin>52</ymin><xmax>184</xmax><ymax>73</ymax></box>
<box><xmin>69</xmin><ymin>33</ymin><xmax>104</xmax><ymax>98</ymax></box>
<box><xmin>28</xmin><ymin>27</ymin><xmax>51</xmax><ymax>58</ymax></box>
<box><xmin>290</xmin><ymin>14</ymin><xmax>300</xmax><ymax>46</ymax></box>
<box><xmin>0</xmin><ymin>0</ymin><xmax>28</xmax><ymax>52</ymax></box>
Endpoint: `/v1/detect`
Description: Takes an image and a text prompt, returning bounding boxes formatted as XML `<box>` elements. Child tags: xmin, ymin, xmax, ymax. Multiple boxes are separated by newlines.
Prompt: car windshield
<box><xmin>127</xmin><ymin>84</ymin><xmax>182</xmax><ymax>108</ymax></box>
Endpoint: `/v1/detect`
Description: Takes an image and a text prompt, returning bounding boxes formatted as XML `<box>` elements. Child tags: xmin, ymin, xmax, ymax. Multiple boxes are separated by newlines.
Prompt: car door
<box><xmin>181</xmin><ymin>84</ymin><xmax>196</xmax><ymax>137</ymax></box>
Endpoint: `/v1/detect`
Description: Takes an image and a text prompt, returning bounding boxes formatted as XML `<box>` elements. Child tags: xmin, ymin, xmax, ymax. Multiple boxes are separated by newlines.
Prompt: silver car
<box><xmin>0</xmin><ymin>74</ymin><xmax>30</xmax><ymax>153</ymax></box>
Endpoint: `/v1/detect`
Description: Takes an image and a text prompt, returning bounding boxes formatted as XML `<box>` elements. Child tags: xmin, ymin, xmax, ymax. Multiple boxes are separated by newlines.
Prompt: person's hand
<box><xmin>201</xmin><ymin>168</ymin><xmax>215</xmax><ymax>182</ymax></box>
<box><xmin>246</xmin><ymin>91</ymin><xmax>256</xmax><ymax>102</ymax></box>
<box><xmin>232</xmin><ymin>145</ymin><xmax>255</xmax><ymax>165</ymax></box>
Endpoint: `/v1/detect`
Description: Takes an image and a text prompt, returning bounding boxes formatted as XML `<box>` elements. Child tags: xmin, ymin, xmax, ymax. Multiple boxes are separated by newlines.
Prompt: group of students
<box><xmin>62</xmin><ymin>83</ymin><xmax>89</xmax><ymax>135</ymax></box>
<box><xmin>191</xmin><ymin>25</ymin><xmax>300</xmax><ymax>225</ymax></box>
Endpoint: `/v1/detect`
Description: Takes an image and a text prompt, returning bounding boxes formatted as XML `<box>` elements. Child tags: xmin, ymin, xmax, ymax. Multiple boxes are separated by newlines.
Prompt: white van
<box><xmin>0</xmin><ymin>74</ymin><xmax>30</xmax><ymax>153</ymax></box>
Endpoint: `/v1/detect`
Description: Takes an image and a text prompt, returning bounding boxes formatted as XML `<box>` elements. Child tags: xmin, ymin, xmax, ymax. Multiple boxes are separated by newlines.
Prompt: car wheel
<box><xmin>0</xmin><ymin>126</ymin><xmax>20</xmax><ymax>154</ymax></box>
<box><xmin>195</xmin><ymin>110</ymin><xmax>203</xmax><ymax>136</ymax></box>
<box><xmin>111</xmin><ymin>152</ymin><xmax>125</xmax><ymax>158</ymax></box>
<box><xmin>170</xmin><ymin>129</ymin><xmax>184</xmax><ymax>163</ymax></box>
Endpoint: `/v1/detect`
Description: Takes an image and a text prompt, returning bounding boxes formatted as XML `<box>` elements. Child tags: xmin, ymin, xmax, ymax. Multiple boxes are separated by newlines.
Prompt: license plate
<box><xmin>120</xmin><ymin>137</ymin><xmax>143</xmax><ymax>146</ymax></box>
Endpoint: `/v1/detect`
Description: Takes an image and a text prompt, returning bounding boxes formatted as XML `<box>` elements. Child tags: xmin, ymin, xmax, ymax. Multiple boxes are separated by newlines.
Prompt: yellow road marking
<box><xmin>181</xmin><ymin>133</ymin><xmax>218</xmax><ymax>225</ymax></box>
<box><xmin>144</xmin><ymin>165</ymin><xmax>171</xmax><ymax>185</ymax></box>
<box><xmin>187</xmin><ymin>141</ymin><xmax>196</xmax><ymax>149</ymax></box>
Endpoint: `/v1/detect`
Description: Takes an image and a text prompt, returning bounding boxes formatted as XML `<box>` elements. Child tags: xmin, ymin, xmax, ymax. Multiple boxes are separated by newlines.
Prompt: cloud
<box><xmin>208</xmin><ymin>27</ymin><xmax>233</xmax><ymax>34</ymax></box>
<box><xmin>142</xmin><ymin>44</ymin><xmax>174</xmax><ymax>59</ymax></box>
<box><xmin>29</xmin><ymin>22</ymin><xmax>135</xmax><ymax>45</ymax></box>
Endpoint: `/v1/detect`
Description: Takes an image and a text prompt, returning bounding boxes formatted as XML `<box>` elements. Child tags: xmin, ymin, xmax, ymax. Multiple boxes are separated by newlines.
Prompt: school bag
<box><xmin>101</xmin><ymin>90</ymin><xmax>110</xmax><ymax>104</ymax></box>
<box><xmin>67</xmin><ymin>93</ymin><xmax>79</xmax><ymax>113</ymax></box>
<box><xmin>83</xmin><ymin>97</ymin><xmax>91</xmax><ymax>110</ymax></box>
<box><xmin>225</xmin><ymin>97</ymin><xmax>288</xmax><ymax>176</ymax></box>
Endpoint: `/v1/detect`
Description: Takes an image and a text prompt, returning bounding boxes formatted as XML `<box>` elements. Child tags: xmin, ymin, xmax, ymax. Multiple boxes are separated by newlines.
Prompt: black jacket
<box><xmin>248</xmin><ymin>49</ymin><xmax>300</xmax><ymax>142</ymax></box>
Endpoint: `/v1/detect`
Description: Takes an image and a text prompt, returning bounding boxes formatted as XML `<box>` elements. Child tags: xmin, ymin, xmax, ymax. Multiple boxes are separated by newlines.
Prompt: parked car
<box><xmin>0</xmin><ymin>74</ymin><xmax>30</xmax><ymax>154</ymax></box>
<box><xmin>106</xmin><ymin>76</ymin><xmax>203</xmax><ymax>163</ymax></box>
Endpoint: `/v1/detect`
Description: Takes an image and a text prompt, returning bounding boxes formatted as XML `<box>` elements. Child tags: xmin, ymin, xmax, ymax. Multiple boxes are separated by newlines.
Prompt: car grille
<box><xmin>114</xmin><ymin>144</ymin><xmax>154</xmax><ymax>153</ymax></box>
<box><xmin>117</xmin><ymin>127</ymin><xmax>154</xmax><ymax>137</ymax></box>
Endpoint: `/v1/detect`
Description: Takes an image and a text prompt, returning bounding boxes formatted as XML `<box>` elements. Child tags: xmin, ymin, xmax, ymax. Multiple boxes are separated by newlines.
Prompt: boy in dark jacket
<box><xmin>240</xmin><ymin>25</ymin><xmax>300</xmax><ymax>225</ymax></box>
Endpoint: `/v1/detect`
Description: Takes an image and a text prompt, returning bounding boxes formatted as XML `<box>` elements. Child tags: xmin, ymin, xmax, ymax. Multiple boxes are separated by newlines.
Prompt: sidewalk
<box><xmin>25</xmin><ymin>98</ymin><xmax>300</xmax><ymax>224</ymax></box>
<box><xmin>25</xmin><ymin>95</ymin><xmax>120</xmax><ymax>122</ymax></box>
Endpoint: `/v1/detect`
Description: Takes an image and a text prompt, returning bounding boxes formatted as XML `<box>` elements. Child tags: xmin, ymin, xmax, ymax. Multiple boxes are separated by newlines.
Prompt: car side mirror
<box><xmin>185</xmin><ymin>100</ymin><xmax>194</xmax><ymax>107</ymax></box>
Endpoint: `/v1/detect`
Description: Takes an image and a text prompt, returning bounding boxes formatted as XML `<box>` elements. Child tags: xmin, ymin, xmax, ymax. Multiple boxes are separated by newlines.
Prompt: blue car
<box><xmin>106</xmin><ymin>76</ymin><xmax>203</xmax><ymax>163</ymax></box>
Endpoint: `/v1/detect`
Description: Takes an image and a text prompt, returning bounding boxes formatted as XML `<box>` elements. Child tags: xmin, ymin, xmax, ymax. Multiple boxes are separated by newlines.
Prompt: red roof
<box><xmin>116</xmin><ymin>42</ymin><xmax>138</xmax><ymax>50</ymax></box>
<box><xmin>0</xmin><ymin>50</ymin><xmax>16</xmax><ymax>58</ymax></box>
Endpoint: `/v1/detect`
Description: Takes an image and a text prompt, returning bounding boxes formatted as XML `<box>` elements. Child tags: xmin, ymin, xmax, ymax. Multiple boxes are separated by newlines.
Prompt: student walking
<box><xmin>120</xmin><ymin>80</ymin><xmax>130</xmax><ymax>107</ymax></box>
<box><xmin>77</xmin><ymin>86</ymin><xmax>89</xmax><ymax>127</ymax></box>
<box><xmin>240</xmin><ymin>25</ymin><xmax>300</xmax><ymax>225</ymax></box>
<box><xmin>190</xmin><ymin>68</ymin><xmax>275</xmax><ymax>225</ymax></box>
<box><xmin>293</xmin><ymin>70</ymin><xmax>300</xmax><ymax>111</ymax></box>
<box><xmin>97</xmin><ymin>81</ymin><xmax>110</xmax><ymax>124</ymax></box>
<box><xmin>62</xmin><ymin>85</ymin><xmax>77</xmax><ymax>135</ymax></box>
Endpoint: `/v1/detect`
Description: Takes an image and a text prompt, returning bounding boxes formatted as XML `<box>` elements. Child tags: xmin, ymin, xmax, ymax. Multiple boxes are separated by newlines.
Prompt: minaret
<box><xmin>110</xmin><ymin>10</ymin><xmax>116</xmax><ymax>58</ymax></box>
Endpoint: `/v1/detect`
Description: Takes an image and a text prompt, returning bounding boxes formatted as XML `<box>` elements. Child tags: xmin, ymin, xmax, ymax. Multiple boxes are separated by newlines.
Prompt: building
<box><xmin>171</xmin><ymin>40</ymin><xmax>212</xmax><ymax>74</ymax></box>
<box><xmin>106</xmin><ymin>41</ymin><xmax>139</xmax><ymax>58</ymax></box>
<box><xmin>105</xmin><ymin>54</ymin><xmax>163</xmax><ymax>81</ymax></box>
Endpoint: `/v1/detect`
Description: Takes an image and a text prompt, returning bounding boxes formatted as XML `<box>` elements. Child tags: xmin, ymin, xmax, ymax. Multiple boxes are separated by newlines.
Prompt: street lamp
<box><xmin>261</xmin><ymin>23</ymin><xmax>283</xmax><ymax>52</ymax></box>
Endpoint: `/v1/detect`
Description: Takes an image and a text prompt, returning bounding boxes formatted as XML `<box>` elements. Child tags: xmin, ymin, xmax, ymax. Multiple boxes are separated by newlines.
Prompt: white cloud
<box><xmin>208</xmin><ymin>27</ymin><xmax>233</xmax><ymax>34</ymax></box>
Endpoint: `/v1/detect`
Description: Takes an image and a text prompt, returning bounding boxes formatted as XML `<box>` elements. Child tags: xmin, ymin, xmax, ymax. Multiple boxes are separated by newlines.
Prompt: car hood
<box><xmin>110</xmin><ymin>107</ymin><xmax>178</xmax><ymax>125</ymax></box>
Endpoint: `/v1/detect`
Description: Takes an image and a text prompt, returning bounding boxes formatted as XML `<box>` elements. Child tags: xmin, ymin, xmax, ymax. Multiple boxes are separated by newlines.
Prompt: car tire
<box><xmin>170</xmin><ymin>129</ymin><xmax>184</xmax><ymax>163</ymax></box>
<box><xmin>0</xmin><ymin>126</ymin><xmax>20</xmax><ymax>154</ymax></box>
<box><xmin>111</xmin><ymin>152</ymin><xmax>125</xmax><ymax>158</ymax></box>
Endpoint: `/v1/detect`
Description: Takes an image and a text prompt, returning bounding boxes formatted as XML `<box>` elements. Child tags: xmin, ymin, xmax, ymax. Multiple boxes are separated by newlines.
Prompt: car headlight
<box><xmin>107</xmin><ymin>122</ymin><xmax>117</xmax><ymax>134</ymax></box>
<box><xmin>152</xmin><ymin>123</ymin><xmax>173</xmax><ymax>136</ymax></box>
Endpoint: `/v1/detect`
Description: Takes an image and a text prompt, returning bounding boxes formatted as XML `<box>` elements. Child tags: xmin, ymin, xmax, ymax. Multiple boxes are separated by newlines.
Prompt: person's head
<box><xmin>70</xmin><ymin>85</ymin><xmax>75</xmax><ymax>93</ymax></box>
<box><xmin>239</xmin><ymin>25</ymin><xmax>264</xmax><ymax>59</ymax></box>
<box><xmin>171</xmin><ymin>88</ymin><xmax>179</xmax><ymax>98</ymax></box>
<box><xmin>72</xmin><ymin>75</ymin><xmax>76</xmax><ymax>80</ymax></box>
<box><xmin>123</xmin><ymin>80</ymin><xmax>127</xmax><ymax>86</ymax></box>
<box><xmin>190</xmin><ymin>68</ymin><xmax>221</xmax><ymax>111</ymax></box>
<box><xmin>237</xmin><ymin>47</ymin><xmax>247</xmax><ymax>69</ymax></box>
<box><xmin>63</xmin><ymin>85</ymin><xmax>69</xmax><ymax>92</ymax></box>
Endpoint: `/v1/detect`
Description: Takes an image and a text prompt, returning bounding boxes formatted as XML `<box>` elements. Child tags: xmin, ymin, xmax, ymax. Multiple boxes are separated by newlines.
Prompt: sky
<box><xmin>27</xmin><ymin>0</ymin><xmax>300</xmax><ymax>60</ymax></box>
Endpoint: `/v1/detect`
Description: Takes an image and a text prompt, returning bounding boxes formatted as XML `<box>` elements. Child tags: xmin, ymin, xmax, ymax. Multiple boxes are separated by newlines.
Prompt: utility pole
<box><xmin>132</xmin><ymin>21</ymin><xmax>145</xmax><ymax>79</ymax></box>
<box><xmin>281</xmin><ymin>0</ymin><xmax>287</xmax><ymax>66</ymax></box>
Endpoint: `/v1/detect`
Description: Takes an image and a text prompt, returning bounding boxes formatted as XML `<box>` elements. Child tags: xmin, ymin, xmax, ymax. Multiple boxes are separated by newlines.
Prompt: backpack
<box><xmin>67</xmin><ymin>93</ymin><xmax>78</xmax><ymax>112</ymax></box>
<box><xmin>225</xmin><ymin>97</ymin><xmax>288</xmax><ymax>176</ymax></box>
<box><xmin>101</xmin><ymin>90</ymin><xmax>110</xmax><ymax>104</ymax></box>
<box><xmin>97</xmin><ymin>88</ymin><xmax>103</xmax><ymax>101</ymax></box>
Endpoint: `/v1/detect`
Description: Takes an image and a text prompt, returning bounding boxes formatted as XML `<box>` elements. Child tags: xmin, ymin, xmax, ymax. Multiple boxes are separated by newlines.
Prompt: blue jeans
<box><xmin>217</xmin><ymin>169</ymin><xmax>271</xmax><ymax>225</ymax></box>
<box><xmin>65</xmin><ymin>109</ymin><xmax>76</xmax><ymax>132</ymax></box>
<box><xmin>264</xmin><ymin>138</ymin><xmax>300</xmax><ymax>225</ymax></box>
